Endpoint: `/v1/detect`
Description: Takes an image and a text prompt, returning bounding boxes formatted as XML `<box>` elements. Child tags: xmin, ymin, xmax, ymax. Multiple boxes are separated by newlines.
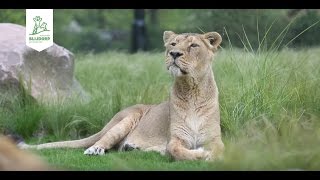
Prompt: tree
<box><xmin>131</xmin><ymin>9</ymin><xmax>148</xmax><ymax>53</ymax></box>
<box><xmin>150</xmin><ymin>9</ymin><xmax>158</xmax><ymax>25</ymax></box>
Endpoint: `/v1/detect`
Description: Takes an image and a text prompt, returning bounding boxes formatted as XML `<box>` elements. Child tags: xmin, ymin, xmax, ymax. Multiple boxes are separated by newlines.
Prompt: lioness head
<box><xmin>163</xmin><ymin>31</ymin><xmax>222</xmax><ymax>77</ymax></box>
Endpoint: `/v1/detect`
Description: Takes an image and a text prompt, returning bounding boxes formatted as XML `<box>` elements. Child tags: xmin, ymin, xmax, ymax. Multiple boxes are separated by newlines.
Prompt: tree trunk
<box><xmin>131</xmin><ymin>9</ymin><xmax>148</xmax><ymax>53</ymax></box>
<box><xmin>150</xmin><ymin>9</ymin><xmax>158</xmax><ymax>25</ymax></box>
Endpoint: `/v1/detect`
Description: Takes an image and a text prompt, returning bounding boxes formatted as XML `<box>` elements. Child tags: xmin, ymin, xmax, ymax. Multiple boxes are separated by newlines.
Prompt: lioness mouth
<box><xmin>169</xmin><ymin>63</ymin><xmax>187</xmax><ymax>75</ymax></box>
<box><xmin>180</xmin><ymin>69</ymin><xmax>187</xmax><ymax>75</ymax></box>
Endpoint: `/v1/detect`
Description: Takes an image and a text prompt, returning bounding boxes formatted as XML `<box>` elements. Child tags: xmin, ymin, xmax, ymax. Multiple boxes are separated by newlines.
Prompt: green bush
<box><xmin>287</xmin><ymin>10</ymin><xmax>320</xmax><ymax>48</ymax></box>
<box><xmin>0</xmin><ymin>9</ymin><xmax>25</xmax><ymax>25</ymax></box>
<box><xmin>53</xmin><ymin>9</ymin><xmax>132</xmax><ymax>53</ymax></box>
<box><xmin>177</xmin><ymin>9</ymin><xmax>291</xmax><ymax>50</ymax></box>
<box><xmin>174</xmin><ymin>9</ymin><xmax>320</xmax><ymax>50</ymax></box>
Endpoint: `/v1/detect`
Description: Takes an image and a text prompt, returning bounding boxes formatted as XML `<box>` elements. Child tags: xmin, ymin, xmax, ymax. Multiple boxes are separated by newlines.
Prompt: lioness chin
<box><xmin>20</xmin><ymin>31</ymin><xmax>224</xmax><ymax>161</ymax></box>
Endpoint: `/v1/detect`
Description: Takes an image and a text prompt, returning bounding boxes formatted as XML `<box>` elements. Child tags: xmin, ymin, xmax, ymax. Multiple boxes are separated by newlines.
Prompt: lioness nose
<box><xmin>170</xmin><ymin>51</ymin><xmax>183</xmax><ymax>59</ymax></box>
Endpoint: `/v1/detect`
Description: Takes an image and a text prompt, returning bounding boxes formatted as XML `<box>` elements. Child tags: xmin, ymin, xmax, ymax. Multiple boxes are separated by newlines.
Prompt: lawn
<box><xmin>1</xmin><ymin>47</ymin><xmax>320</xmax><ymax>170</ymax></box>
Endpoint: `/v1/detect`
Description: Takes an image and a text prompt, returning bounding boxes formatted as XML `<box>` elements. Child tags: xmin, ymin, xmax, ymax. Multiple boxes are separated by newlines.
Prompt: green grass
<box><xmin>1</xmin><ymin>47</ymin><xmax>320</xmax><ymax>170</ymax></box>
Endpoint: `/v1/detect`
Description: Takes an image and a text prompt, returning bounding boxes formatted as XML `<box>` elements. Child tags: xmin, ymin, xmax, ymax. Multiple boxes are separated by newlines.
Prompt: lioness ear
<box><xmin>163</xmin><ymin>31</ymin><xmax>176</xmax><ymax>44</ymax></box>
<box><xmin>202</xmin><ymin>32</ymin><xmax>222</xmax><ymax>51</ymax></box>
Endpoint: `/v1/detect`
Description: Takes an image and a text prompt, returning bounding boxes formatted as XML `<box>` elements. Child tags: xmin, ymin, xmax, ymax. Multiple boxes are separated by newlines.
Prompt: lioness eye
<box><xmin>170</xmin><ymin>42</ymin><xmax>176</xmax><ymax>46</ymax></box>
<box><xmin>190</xmin><ymin>43</ymin><xmax>199</xmax><ymax>47</ymax></box>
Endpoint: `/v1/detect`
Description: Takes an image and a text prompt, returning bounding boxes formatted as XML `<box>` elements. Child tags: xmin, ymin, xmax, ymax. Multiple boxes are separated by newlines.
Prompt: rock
<box><xmin>0</xmin><ymin>23</ymin><xmax>89</xmax><ymax>103</ymax></box>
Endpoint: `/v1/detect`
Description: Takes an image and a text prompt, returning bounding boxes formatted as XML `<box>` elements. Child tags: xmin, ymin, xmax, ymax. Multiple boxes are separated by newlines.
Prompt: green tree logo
<box><xmin>30</xmin><ymin>16</ymin><xmax>50</xmax><ymax>35</ymax></box>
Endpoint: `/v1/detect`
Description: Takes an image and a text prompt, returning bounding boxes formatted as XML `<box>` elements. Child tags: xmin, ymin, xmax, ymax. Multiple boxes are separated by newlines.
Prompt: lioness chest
<box><xmin>174</xmin><ymin>110</ymin><xmax>215</xmax><ymax>149</ymax></box>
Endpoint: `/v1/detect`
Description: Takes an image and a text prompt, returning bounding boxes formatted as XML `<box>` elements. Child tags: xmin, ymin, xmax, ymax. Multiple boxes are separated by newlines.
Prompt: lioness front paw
<box><xmin>84</xmin><ymin>146</ymin><xmax>105</xmax><ymax>155</ymax></box>
<box><xmin>17</xmin><ymin>142</ymin><xmax>28</xmax><ymax>149</ymax></box>
<box><xmin>204</xmin><ymin>152</ymin><xmax>212</xmax><ymax>161</ymax></box>
<box><xmin>195</xmin><ymin>147</ymin><xmax>211</xmax><ymax>160</ymax></box>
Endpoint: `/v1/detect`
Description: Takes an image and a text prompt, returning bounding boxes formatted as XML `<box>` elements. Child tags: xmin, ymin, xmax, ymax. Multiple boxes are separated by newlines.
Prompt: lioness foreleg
<box><xmin>167</xmin><ymin>137</ymin><xmax>210</xmax><ymax>161</ymax></box>
<box><xmin>205</xmin><ymin>137</ymin><xmax>224</xmax><ymax>161</ymax></box>
<box><xmin>84</xmin><ymin>113</ymin><xmax>142</xmax><ymax>155</ymax></box>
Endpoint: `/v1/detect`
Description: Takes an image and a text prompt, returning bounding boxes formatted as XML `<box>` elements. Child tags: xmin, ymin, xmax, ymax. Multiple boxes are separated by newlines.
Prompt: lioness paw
<box><xmin>207</xmin><ymin>153</ymin><xmax>224</xmax><ymax>161</ymax></box>
<box><xmin>84</xmin><ymin>146</ymin><xmax>105</xmax><ymax>155</ymax></box>
<box><xmin>196</xmin><ymin>147</ymin><xmax>204</xmax><ymax>152</ymax></box>
<box><xmin>195</xmin><ymin>147</ymin><xmax>211</xmax><ymax>160</ymax></box>
<box><xmin>204</xmin><ymin>152</ymin><xmax>212</xmax><ymax>161</ymax></box>
<box><xmin>17</xmin><ymin>142</ymin><xmax>28</xmax><ymax>149</ymax></box>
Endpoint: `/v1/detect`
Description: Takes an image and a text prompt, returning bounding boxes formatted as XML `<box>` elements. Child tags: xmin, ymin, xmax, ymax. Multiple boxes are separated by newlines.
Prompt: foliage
<box><xmin>1</xmin><ymin>9</ymin><xmax>319</xmax><ymax>52</ymax></box>
<box><xmin>286</xmin><ymin>10</ymin><xmax>320</xmax><ymax>47</ymax></box>
<box><xmin>0</xmin><ymin>9</ymin><xmax>25</xmax><ymax>25</ymax></box>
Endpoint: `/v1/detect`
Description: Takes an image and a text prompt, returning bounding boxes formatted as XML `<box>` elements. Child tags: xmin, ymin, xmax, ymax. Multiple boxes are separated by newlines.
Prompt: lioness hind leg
<box><xmin>144</xmin><ymin>144</ymin><xmax>167</xmax><ymax>155</ymax></box>
<box><xmin>206</xmin><ymin>138</ymin><xmax>225</xmax><ymax>161</ymax></box>
<box><xmin>167</xmin><ymin>137</ymin><xmax>210</xmax><ymax>161</ymax></box>
<box><xmin>123</xmin><ymin>143</ymin><xmax>140</xmax><ymax>151</ymax></box>
<box><xmin>84</xmin><ymin>112</ymin><xmax>142</xmax><ymax>155</ymax></box>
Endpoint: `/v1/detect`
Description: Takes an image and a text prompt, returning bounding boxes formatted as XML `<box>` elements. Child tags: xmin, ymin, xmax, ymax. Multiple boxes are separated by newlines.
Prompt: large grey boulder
<box><xmin>0</xmin><ymin>23</ymin><xmax>89</xmax><ymax>103</ymax></box>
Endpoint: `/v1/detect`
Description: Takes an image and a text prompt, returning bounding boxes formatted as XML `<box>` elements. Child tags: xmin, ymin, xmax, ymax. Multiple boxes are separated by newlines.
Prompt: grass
<box><xmin>1</xmin><ymin>47</ymin><xmax>320</xmax><ymax>170</ymax></box>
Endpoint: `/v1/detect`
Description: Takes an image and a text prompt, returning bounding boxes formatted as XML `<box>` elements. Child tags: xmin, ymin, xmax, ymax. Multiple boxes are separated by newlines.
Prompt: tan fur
<box><xmin>0</xmin><ymin>135</ymin><xmax>51</xmax><ymax>170</ymax></box>
<box><xmin>22</xmin><ymin>31</ymin><xmax>224</xmax><ymax>161</ymax></box>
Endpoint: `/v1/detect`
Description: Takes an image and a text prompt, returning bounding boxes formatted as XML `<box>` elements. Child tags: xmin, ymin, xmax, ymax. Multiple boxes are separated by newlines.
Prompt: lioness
<box><xmin>21</xmin><ymin>31</ymin><xmax>224</xmax><ymax>161</ymax></box>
